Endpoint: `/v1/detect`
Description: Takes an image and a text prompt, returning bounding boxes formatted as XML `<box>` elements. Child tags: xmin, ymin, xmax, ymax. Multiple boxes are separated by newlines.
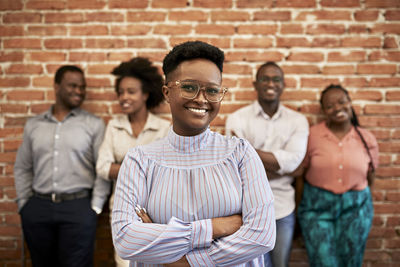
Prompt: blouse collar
<box><xmin>167</xmin><ymin>127</ymin><xmax>210</xmax><ymax>153</ymax></box>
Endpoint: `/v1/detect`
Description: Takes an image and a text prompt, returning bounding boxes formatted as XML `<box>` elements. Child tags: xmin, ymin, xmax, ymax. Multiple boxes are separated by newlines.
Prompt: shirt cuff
<box><xmin>190</xmin><ymin>219</ymin><xmax>212</xmax><ymax>249</ymax></box>
<box><xmin>91</xmin><ymin>205</ymin><xmax>102</xmax><ymax>215</ymax></box>
<box><xmin>186</xmin><ymin>249</ymin><xmax>215</xmax><ymax>267</ymax></box>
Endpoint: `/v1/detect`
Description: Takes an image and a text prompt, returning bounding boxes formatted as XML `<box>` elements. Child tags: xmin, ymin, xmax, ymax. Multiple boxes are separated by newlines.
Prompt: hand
<box><xmin>135</xmin><ymin>204</ymin><xmax>152</xmax><ymax>223</ymax></box>
<box><xmin>212</xmin><ymin>214</ymin><xmax>242</xmax><ymax>239</ymax></box>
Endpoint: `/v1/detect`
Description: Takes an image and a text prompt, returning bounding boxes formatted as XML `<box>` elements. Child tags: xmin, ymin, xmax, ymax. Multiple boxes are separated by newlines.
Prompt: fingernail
<box><xmin>135</xmin><ymin>207</ymin><xmax>141</xmax><ymax>213</ymax></box>
<box><xmin>142</xmin><ymin>208</ymin><xmax>147</xmax><ymax>213</ymax></box>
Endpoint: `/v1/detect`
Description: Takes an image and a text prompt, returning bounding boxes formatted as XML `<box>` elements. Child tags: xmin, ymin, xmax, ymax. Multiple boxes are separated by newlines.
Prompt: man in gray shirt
<box><xmin>14</xmin><ymin>65</ymin><xmax>110</xmax><ymax>267</ymax></box>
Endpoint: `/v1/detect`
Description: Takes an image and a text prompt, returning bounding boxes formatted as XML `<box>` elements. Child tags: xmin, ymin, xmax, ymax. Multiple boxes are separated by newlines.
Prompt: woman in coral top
<box><xmin>297</xmin><ymin>84</ymin><xmax>379</xmax><ymax>267</ymax></box>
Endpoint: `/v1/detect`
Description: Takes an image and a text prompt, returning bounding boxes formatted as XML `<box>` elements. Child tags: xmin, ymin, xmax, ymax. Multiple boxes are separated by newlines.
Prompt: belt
<box><xmin>33</xmin><ymin>190</ymin><xmax>90</xmax><ymax>203</ymax></box>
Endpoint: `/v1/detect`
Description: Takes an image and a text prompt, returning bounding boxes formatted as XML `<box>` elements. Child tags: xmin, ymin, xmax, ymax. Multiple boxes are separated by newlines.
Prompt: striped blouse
<box><xmin>112</xmin><ymin>128</ymin><xmax>276</xmax><ymax>267</ymax></box>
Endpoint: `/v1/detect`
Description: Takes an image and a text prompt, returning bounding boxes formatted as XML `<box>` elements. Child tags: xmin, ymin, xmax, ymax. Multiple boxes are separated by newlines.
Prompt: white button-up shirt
<box><xmin>226</xmin><ymin>101</ymin><xmax>309</xmax><ymax>219</ymax></box>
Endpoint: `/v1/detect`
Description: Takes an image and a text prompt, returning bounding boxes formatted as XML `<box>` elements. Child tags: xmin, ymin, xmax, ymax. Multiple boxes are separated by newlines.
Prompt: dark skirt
<box><xmin>298</xmin><ymin>182</ymin><xmax>373</xmax><ymax>267</ymax></box>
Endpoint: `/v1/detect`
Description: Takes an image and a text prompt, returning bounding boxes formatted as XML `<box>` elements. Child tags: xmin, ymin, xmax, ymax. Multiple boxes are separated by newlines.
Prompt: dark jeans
<box><xmin>20</xmin><ymin>196</ymin><xmax>97</xmax><ymax>267</ymax></box>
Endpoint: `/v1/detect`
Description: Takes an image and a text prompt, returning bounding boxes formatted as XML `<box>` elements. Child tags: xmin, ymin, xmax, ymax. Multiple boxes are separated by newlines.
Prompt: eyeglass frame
<box><xmin>165</xmin><ymin>80</ymin><xmax>228</xmax><ymax>103</ymax></box>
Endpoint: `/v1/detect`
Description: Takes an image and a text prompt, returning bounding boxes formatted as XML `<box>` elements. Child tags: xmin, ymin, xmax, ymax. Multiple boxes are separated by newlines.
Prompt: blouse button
<box><xmin>338</xmin><ymin>178</ymin><xmax>342</xmax><ymax>183</ymax></box>
<box><xmin>339</xmin><ymin>165</ymin><xmax>343</xmax><ymax>170</ymax></box>
<box><xmin>338</xmin><ymin>142</ymin><xmax>343</xmax><ymax>147</ymax></box>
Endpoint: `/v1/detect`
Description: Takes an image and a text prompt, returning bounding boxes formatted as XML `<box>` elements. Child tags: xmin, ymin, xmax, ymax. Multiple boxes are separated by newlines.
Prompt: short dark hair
<box><xmin>162</xmin><ymin>41</ymin><xmax>224</xmax><ymax>81</ymax></box>
<box><xmin>320</xmin><ymin>84</ymin><xmax>359</xmax><ymax>127</ymax></box>
<box><xmin>54</xmin><ymin>65</ymin><xmax>84</xmax><ymax>84</ymax></box>
<box><xmin>256</xmin><ymin>61</ymin><xmax>284</xmax><ymax>79</ymax></box>
<box><xmin>111</xmin><ymin>57</ymin><xmax>164</xmax><ymax>109</ymax></box>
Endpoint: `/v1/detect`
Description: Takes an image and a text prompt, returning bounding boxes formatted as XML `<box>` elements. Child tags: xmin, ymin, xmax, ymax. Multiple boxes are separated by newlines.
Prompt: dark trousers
<box><xmin>20</xmin><ymin>196</ymin><xmax>97</xmax><ymax>267</ymax></box>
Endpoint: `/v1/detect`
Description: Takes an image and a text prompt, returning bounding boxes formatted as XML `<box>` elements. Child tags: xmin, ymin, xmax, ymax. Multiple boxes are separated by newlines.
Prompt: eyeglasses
<box><xmin>256</xmin><ymin>76</ymin><xmax>283</xmax><ymax>84</ymax></box>
<box><xmin>167</xmin><ymin>80</ymin><xmax>228</xmax><ymax>103</ymax></box>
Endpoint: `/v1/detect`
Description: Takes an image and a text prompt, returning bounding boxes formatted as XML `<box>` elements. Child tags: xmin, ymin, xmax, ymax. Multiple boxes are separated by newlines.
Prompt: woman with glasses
<box><xmin>112</xmin><ymin>41</ymin><xmax>276</xmax><ymax>266</ymax></box>
<box><xmin>96</xmin><ymin>57</ymin><xmax>170</xmax><ymax>267</ymax></box>
<box><xmin>297</xmin><ymin>84</ymin><xmax>379</xmax><ymax>267</ymax></box>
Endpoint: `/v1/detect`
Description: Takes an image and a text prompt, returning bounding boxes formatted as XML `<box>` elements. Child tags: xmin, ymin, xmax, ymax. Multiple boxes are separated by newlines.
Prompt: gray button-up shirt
<box><xmin>14</xmin><ymin>107</ymin><xmax>111</xmax><ymax>212</ymax></box>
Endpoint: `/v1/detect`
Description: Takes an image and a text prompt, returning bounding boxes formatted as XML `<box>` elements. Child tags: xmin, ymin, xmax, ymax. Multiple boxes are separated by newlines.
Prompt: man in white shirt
<box><xmin>225</xmin><ymin>62</ymin><xmax>309</xmax><ymax>267</ymax></box>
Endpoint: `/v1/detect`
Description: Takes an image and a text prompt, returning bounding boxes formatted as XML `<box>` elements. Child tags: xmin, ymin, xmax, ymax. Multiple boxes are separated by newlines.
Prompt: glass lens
<box><xmin>257</xmin><ymin>76</ymin><xmax>282</xmax><ymax>83</ymax></box>
<box><xmin>178</xmin><ymin>81</ymin><xmax>224</xmax><ymax>102</ymax></box>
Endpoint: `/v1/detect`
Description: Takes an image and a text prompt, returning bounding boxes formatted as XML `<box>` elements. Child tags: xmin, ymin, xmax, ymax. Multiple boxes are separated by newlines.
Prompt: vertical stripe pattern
<box><xmin>112</xmin><ymin>128</ymin><xmax>276</xmax><ymax>267</ymax></box>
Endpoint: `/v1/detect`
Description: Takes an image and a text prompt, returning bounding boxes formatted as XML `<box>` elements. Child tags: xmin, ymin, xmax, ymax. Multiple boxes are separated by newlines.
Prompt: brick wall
<box><xmin>1</xmin><ymin>0</ymin><xmax>399</xmax><ymax>266</ymax></box>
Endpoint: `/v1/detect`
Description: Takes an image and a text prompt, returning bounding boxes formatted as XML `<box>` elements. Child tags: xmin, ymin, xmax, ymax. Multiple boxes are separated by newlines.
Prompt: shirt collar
<box><xmin>253</xmin><ymin>101</ymin><xmax>283</xmax><ymax>121</ymax></box>
<box><xmin>113</xmin><ymin>113</ymin><xmax>164</xmax><ymax>136</ymax></box>
<box><xmin>167</xmin><ymin>127</ymin><xmax>210</xmax><ymax>153</ymax></box>
<box><xmin>320</xmin><ymin>122</ymin><xmax>358</xmax><ymax>141</ymax></box>
<box><xmin>43</xmin><ymin>106</ymin><xmax>80</xmax><ymax>122</ymax></box>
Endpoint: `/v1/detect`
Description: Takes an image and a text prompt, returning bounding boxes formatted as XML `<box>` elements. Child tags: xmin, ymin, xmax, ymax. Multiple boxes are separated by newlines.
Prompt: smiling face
<box><xmin>55</xmin><ymin>71</ymin><xmax>86</xmax><ymax>110</ymax></box>
<box><xmin>253</xmin><ymin>65</ymin><xmax>285</xmax><ymax>105</ymax></box>
<box><xmin>163</xmin><ymin>58</ymin><xmax>222</xmax><ymax>136</ymax></box>
<box><xmin>321</xmin><ymin>88</ymin><xmax>353</xmax><ymax>125</ymax></box>
<box><xmin>117</xmin><ymin>76</ymin><xmax>148</xmax><ymax>115</ymax></box>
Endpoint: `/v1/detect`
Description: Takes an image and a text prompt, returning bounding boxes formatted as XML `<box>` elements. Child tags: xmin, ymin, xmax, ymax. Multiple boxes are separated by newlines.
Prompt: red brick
<box><xmin>3</xmin><ymin>12</ymin><xmax>42</xmax><ymax>23</ymax></box>
<box><xmin>282</xmin><ymin>65</ymin><xmax>320</xmax><ymax>74</ymax></box>
<box><xmin>365</xmin><ymin>105</ymin><xmax>400</xmax><ymax>115</ymax></box>
<box><xmin>44</xmin><ymin>39</ymin><xmax>83</xmax><ymax>49</ymax></box>
<box><xmin>385</xmin><ymin>10</ymin><xmax>400</xmax><ymax>20</ymax></box>
<box><xmin>31</xmin><ymin>103</ymin><xmax>52</xmax><ymax>114</ymax></box>
<box><xmin>127</xmin><ymin>38</ymin><xmax>166</xmax><ymax>49</ymax></box>
<box><xmin>85</xmin><ymin>39</ymin><xmax>125</xmax><ymax>49</ymax></box>
<box><xmin>85</xmin><ymin>11</ymin><xmax>124</xmax><ymax>22</ymax></box>
<box><xmin>86</xmin><ymin>78</ymin><xmax>112</xmax><ymax>88</ymax></box>
<box><xmin>45</xmin><ymin>12</ymin><xmax>84</xmax><ymax>23</ymax></box>
<box><xmin>0</xmin><ymin>26</ymin><xmax>24</xmax><ymax>36</ymax></box>
<box><xmin>342</xmin><ymin>77</ymin><xmax>368</xmax><ymax>88</ymax></box>
<box><xmin>312</xmin><ymin>37</ymin><xmax>341</xmax><ymax>47</ymax></box>
<box><xmin>0</xmin><ymin>152</ymin><xmax>16</xmax><ymax>164</ymax></box>
<box><xmin>276</xmin><ymin>0</ymin><xmax>316</xmax><ymax>7</ymax></box>
<box><xmin>7</xmin><ymin>90</ymin><xmax>44</xmax><ymax>101</ymax></box>
<box><xmin>128</xmin><ymin>11</ymin><xmax>166</xmax><ymax>22</ymax></box>
<box><xmin>107</xmin><ymin>52</ymin><xmax>134</xmax><ymax>62</ymax></box>
<box><xmin>151</xmin><ymin>0</ymin><xmax>187</xmax><ymax>7</ymax></box>
<box><xmin>327</xmin><ymin>51</ymin><xmax>366</xmax><ymax>62</ymax></box>
<box><xmin>237</xmin><ymin>0</ymin><xmax>273</xmax><ymax>8</ymax></box>
<box><xmin>342</xmin><ymin>37</ymin><xmax>381</xmax><ymax>48</ymax></box>
<box><xmin>0</xmin><ymin>104</ymin><xmax>28</xmax><ymax>114</ymax></box>
<box><xmin>281</xmin><ymin>90</ymin><xmax>317</xmax><ymax>101</ymax></box>
<box><xmin>4</xmin><ymin>214</ymin><xmax>21</xmax><ymax>225</ymax></box>
<box><xmin>384</xmin><ymin>37</ymin><xmax>398</xmax><ymax>48</ymax></box>
<box><xmin>379</xmin><ymin>142</ymin><xmax>400</xmax><ymax>153</ymax></box>
<box><xmin>0</xmin><ymin>128</ymin><xmax>24</xmax><ymax>138</ymax></box>
<box><xmin>67</xmin><ymin>0</ymin><xmax>106</xmax><ymax>9</ymax></box>
<box><xmin>288</xmin><ymin>52</ymin><xmax>324</xmax><ymax>62</ymax></box>
<box><xmin>322</xmin><ymin>65</ymin><xmax>355</xmax><ymax>75</ymax></box>
<box><xmin>27</xmin><ymin>52</ymin><xmax>65</xmax><ymax>62</ymax></box>
<box><xmin>366</xmin><ymin>239</ymin><xmax>383</xmax><ymax>249</ymax></box>
<box><xmin>3</xmin><ymin>38</ymin><xmax>42</xmax><ymax>49</ymax></box>
<box><xmin>87</xmin><ymin>64</ymin><xmax>115</xmax><ymax>75</ymax></box>
<box><xmin>354</xmin><ymin>10</ymin><xmax>379</xmax><ymax>21</ymax></box>
<box><xmin>372</xmin><ymin>24</ymin><xmax>400</xmax><ymax>34</ymax></box>
<box><xmin>233</xmin><ymin>37</ymin><xmax>273</xmax><ymax>48</ymax></box>
<box><xmin>223</xmin><ymin>64</ymin><xmax>252</xmax><ymax>75</ymax></box>
<box><xmin>299</xmin><ymin>104</ymin><xmax>321</xmax><ymax>114</ymax></box>
<box><xmin>321</xmin><ymin>0</ymin><xmax>359</xmax><ymax>6</ymax></box>
<box><xmin>26</xmin><ymin>25</ymin><xmax>67</xmax><ymax>36</ymax></box>
<box><xmin>69</xmin><ymin>52</ymin><xmax>107</xmax><ymax>62</ymax></box>
<box><xmin>0</xmin><ymin>249</ymin><xmax>21</xmax><ymax>260</ymax></box>
<box><xmin>348</xmin><ymin>25</ymin><xmax>369</xmax><ymax>34</ymax></box>
<box><xmin>25</xmin><ymin>0</ymin><xmax>65</xmax><ymax>9</ymax></box>
<box><xmin>357</xmin><ymin>64</ymin><xmax>397</xmax><ymax>74</ymax></box>
<box><xmin>169</xmin><ymin>11</ymin><xmax>208</xmax><ymax>22</ymax></box>
<box><xmin>153</xmin><ymin>25</ymin><xmax>192</xmax><ymax>35</ymax></box>
<box><xmin>109</xmin><ymin>0</ymin><xmax>148</xmax><ymax>8</ymax></box>
<box><xmin>370</xmin><ymin>78</ymin><xmax>400</xmax><ymax>87</ymax></box>
<box><xmin>387</xmin><ymin>216</ymin><xmax>400</xmax><ymax>226</ymax></box>
<box><xmin>237</xmin><ymin>24</ymin><xmax>277</xmax><ymax>35</ymax></box>
<box><xmin>81</xmin><ymin>103</ymin><xmax>109</xmax><ymax>114</ymax></box>
<box><xmin>211</xmin><ymin>11</ymin><xmax>250</xmax><ymax>21</ymax></box>
<box><xmin>0</xmin><ymin>225</ymin><xmax>21</xmax><ymax>236</ymax></box>
<box><xmin>365</xmin><ymin>0</ymin><xmax>400</xmax><ymax>8</ymax></box>
<box><xmin>0</xmin><ymin>52</ymin><xmax>24</xmax><ymax>62</ymax></box>
<box><xmin>378</xmin><ymin>154</ymin><xmax>392</xmax><ymax>165</ymax></box>
<box><xmin>193</xmin><ymin>0</ymin><xmax>232</xmax><ymax>8</ymax></box>
<box><xmin>6</xmin><ymin>64</ymin><xmax>43</xmax><ymax>75</ymax></box>
<box><xmin>295</xmin><ymin>11</ymin><xmax>351</xmax><ymax>21</ymax></box>
<box><xmin>86</xmin><ymin>91</ymin><xmax>117</xmax><ymax>101</ymax></box>
<box><xmin>386</xmin><ymin>192</ymin><xmax>400</xmax><ymax>202</ymax></box>
<box><xmin>171</xmin><ymin>37</ymin><xmax>230</xmax><ymax>49</ymax></box>
<box><xmin>195</xmin><ymin>24</ymin><xmax>235</xmax><ymax>35</ymax></box>
<box><xmin>0</xmin><ymin>77</ymin><xmax>30</xmax><ymax>87</ymax></box>
<box><xmin>254</xmin><ymin>11</ymin><xmax>291</xmax><ymax>21</ymax></box>
<box><xmin>0</xmin><ymin>0</ymin><xmax>23</xmax><ymax>10</ymax></box>
<box><xmin>70</xmin><ymin>25</ymin><xmax>109</xmax><ymax>36</ymax></box>
<box><xmin>359</xmin><ymin>116</ymin><xmax>400</xmax><ymax>127</ymax></box>
<box><xmin>352</xmin><ymin>91</ymin><xmax>383</xmax><ymax>101</ymax></box>
<box><xmin>280</xmin><ymin>24</ymin><xmax>304</xmax><ymax>34</ymax></box>
<box><xmin>110</xmin><ymin>25</ymin><xmax>151</xmax><ymax>35</ymax></box>
<box><xmin>32</xmin><ymin>76</ymin><xmax>53</xmax><ymax>87</ymax></box>
<box><xmin>300</xmin><ymin>78</ymin><xmax>340</xmax><ymax>89</ymax></box>
<box><xmin>370</xmin><ymin>129</ymin><xmax>391</xmax><ymax>140</ymax></box>
<box><xmin>386</xmin><ymin>91</ymin><xmax>400</xmax><ymax>101</ymax></box>
<box><xmin>225</xmin><ymin>51</ymin><xmax>284</xmax><ymax>62</ymax></box>
<box><xmin>306</xmin><ymin>24</ymin><xmax>345</xmax><ymax>34</ymax></box>
<box><xmin>277</xmin><ymin>37</ymin><xmax>311</xmax><ymax>47</ymax></box>
<box><xmin>234</xmin><ymin>90</ymin><xmax>258</xmax><ymax>101</ymax></box>
<box><xmin>374</xmin><ymin>203</ymin><xmax>400</xmax><ymax>214</ymax></box>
